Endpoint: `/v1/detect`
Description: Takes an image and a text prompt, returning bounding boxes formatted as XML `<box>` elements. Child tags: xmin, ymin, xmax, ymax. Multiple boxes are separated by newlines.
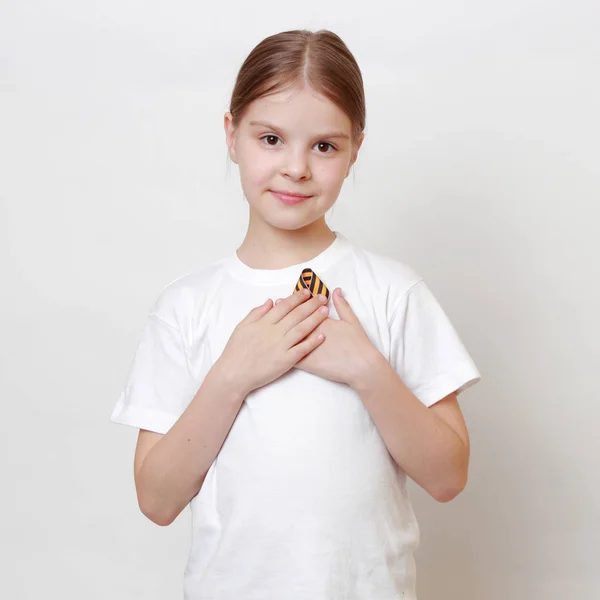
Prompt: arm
<box><xmin>351</xmin><ymin>351</ymin><xmax>470</xmax><ymax>503</ymax></box>
<box><xmin>134</xmin><ymin>358</ymin><xmax>248</xmax><ymax>526</ymax></box>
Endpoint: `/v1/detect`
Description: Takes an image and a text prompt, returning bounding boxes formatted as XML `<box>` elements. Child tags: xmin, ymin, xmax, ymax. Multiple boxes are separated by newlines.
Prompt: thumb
<box><xmin>332</xmin><ymin>288</ymin><xmax>358</xmax><ymax>324</ymax></box>
<box><xmin>243</xmin><ymin>298</ymin><xmax>273</xmax><ymax>324</ymax></box>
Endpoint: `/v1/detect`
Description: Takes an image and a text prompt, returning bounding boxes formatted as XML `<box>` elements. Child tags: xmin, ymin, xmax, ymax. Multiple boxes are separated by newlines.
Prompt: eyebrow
<box><xmin>248</xmin><ymin>120</ymin><xmax>350</xmax><ymax>140</ymax></box>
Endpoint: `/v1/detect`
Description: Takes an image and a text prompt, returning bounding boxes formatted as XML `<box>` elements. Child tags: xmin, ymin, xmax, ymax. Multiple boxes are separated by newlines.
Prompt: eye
<box><xmin>261</xmin><ymin>134</ymin><xmax>281</xmax><ymax>146</ymax></box>
<box><xmin>259</xmin><ymin>135</ymin><xmax>337</xmax><ymax>153</ymax></box>
<box><xmin>316</xmin><ymin>142</ymin><xmax>336</xmax><ymax>153</ymax></box>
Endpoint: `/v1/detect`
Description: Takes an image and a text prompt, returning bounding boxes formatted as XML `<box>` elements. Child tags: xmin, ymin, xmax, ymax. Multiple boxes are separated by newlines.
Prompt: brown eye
<box><xmin>262</xmin><ymin>135</ymin><xmax>280</xmax><ymax>146</ymax></box>
<box><xmin>317</xmin><ymin>142</ymin><xmax>335</xmax><ymax>153</ymax></box>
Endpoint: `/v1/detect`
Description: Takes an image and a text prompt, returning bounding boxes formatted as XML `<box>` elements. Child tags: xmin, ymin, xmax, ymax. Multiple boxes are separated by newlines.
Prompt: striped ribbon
<box><xmin>293</xmin><ymin>268</ymin><xmax>330</xmax><ymax>300</ymax></box>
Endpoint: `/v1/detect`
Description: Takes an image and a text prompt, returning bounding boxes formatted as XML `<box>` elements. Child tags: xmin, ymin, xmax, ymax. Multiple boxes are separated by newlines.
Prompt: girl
<box><xmin>111</xmin><ymin>29</ymin><xmax>481</xmax><ymax>600</ymax></box>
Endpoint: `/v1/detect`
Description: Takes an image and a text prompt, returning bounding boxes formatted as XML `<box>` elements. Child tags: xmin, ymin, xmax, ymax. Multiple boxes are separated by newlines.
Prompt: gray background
<box><xmin>2</xmin><ymin>1</ymin><xmax>598</xmax><ymax>598</ymax></box>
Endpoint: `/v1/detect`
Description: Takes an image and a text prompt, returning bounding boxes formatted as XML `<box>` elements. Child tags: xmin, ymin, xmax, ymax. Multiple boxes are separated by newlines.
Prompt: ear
<box><xmin>346</xmin><ymin>132</ymin><xmax>365</xmax><ymax>178</ymax></box>
<box><xmin>224</xmin><ymin>111</ymin><xmax>238</xmax><ymax>164</ymax></box>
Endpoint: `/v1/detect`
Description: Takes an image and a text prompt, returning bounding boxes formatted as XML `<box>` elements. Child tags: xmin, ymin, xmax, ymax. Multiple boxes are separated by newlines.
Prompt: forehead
<box><xmin>242</xmin><ymin>85</ymin><xmax>351</xmax><ymax>134</ymax></box>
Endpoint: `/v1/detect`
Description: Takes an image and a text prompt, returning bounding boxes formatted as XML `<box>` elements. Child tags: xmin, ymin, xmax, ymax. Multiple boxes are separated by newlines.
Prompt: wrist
<box><xmin>210</xmin><ymin>357</ymin><xmax>251</xmax><ymax>401</ymax></box>
<box><xmin>348</xmin><ymin>347</ymin><xmax>389</xmax><ymax>392</ymax></box>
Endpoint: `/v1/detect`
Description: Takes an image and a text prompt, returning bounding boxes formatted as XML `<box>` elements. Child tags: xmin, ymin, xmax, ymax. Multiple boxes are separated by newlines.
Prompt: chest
<box><xmin>182</xmin><ymin>276</ymin><xmax>395</xmax><ymax>411</ymax></box>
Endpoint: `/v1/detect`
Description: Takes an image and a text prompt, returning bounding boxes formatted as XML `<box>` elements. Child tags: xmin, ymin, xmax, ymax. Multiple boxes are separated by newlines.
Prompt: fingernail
<box><xmin>318</xmin><ymin>294</ymin><xmax>327</xmax><ymax>302</ymax></box>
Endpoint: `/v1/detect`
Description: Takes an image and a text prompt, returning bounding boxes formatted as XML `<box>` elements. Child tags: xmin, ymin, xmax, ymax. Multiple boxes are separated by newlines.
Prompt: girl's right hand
<box><xmin>216</xmin><ymin>289</ymin><xmax>329</xmax><ymax>396</ymax></box>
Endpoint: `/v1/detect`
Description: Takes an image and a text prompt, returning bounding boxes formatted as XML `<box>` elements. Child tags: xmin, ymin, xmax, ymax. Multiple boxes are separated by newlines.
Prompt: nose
<box><xmin>281</xmin><ymin>147</ymin><xmax>311</xmax><ymax>181</ymax></box>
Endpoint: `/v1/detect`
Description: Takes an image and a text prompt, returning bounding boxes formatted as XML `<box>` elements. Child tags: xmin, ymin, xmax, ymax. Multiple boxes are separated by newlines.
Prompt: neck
<box><xmin>235</xmin><ymin>218</ymin><xmax>336</xmax><ymax>270</ymax></box>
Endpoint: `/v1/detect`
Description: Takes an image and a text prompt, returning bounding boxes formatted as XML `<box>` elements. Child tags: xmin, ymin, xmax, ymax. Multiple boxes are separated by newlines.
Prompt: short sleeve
<box><xmin>110</xmin><ymin>312</ymin><xmax>198</xmax><ymax>434</ymax></box>
<box><xmin>388</xmin><ymin>279</ymin><xmax>482</xmax><ymax>407</ymax></box>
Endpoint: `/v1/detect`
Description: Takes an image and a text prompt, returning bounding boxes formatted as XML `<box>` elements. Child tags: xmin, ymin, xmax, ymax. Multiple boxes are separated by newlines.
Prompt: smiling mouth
<box><xmin>270</xmin><ymin>190</ymin><xmax>314</xmax><ymax>205</ymax></box>
<box><xmin>271</xmin><ymin>190</ymin><xmax>313</xmax><ymax>198</ymax></box>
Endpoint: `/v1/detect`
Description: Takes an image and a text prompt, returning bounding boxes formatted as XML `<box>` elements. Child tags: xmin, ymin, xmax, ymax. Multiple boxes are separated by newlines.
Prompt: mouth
<box><xmin>270</xmin><ymin>190</ymin><xmax>314</xmax><ymax>205</ymax></box>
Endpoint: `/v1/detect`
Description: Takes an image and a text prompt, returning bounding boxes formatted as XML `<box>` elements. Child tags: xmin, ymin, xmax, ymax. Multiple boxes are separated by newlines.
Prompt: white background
<box><xmin>2</xmin><ymin>1</ymin><xmax>598</xmax><ymax>598</ymax></box>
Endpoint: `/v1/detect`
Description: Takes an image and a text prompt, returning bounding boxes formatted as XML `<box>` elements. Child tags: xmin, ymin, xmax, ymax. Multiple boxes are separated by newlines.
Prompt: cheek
<box><xmin>314</xmin><ymin>161</ymin><xmax>347</xmax><ymax>188</ymax></box>
<box><xmin>238</xmin><ymin>146</ymin><xmax>273</xmax><ymax>186</ymax></box>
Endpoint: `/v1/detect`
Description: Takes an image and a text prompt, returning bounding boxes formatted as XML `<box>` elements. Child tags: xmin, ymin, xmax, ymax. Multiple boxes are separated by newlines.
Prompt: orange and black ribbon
<box><xmin>293</xmin><ymin>268</ymin><xmax>330</xmax><ymax>300</ymax></box>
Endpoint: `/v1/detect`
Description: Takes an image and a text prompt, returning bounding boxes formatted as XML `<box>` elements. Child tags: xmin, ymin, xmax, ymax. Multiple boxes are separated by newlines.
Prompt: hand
<box><xmin>217</xmin><ymin>288</ymin><xmax>330</xmax><ymax>396</ymax></box>
<box><xmin>283</xmin><ymin>288</ymin><xmax>379</xmax><ymax>387</ymax></box>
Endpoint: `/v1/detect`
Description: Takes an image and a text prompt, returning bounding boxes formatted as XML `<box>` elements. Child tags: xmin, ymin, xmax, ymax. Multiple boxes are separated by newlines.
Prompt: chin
<box><xmin>249</xmin><ymin>208</ymin><xmax>322</xmax><ymax>232</ymax></box>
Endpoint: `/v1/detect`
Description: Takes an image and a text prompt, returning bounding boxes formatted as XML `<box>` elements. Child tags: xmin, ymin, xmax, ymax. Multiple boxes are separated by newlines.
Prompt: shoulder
<box><xmin>346</xmin><ymin>240</ymin><xmax>424</xmax><ymax>311</ymax></box>
<box><xmin>149</xmin><ymin>256</ymin><xmax>230</xmax><ymax>329</ymax></box>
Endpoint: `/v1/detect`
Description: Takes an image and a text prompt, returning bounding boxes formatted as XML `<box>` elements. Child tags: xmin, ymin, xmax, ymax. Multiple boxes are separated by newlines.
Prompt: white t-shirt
<box><xmin>110</xmin><ymin>230</ymin><xmax>481</xmax><ymax>600</ymax></box>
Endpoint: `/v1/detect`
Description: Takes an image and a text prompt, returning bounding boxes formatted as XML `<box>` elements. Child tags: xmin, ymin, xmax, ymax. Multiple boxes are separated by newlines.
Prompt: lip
<box><xmin>271</xmin><ymin>190</ymin><xmax>313</xmax><ymax>205</ymax></box>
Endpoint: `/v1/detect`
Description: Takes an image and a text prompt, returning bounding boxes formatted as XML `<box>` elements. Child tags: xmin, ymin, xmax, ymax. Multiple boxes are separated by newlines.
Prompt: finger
<box><xmin>332</xmin><ymin>288</ymin><xmax>358</xmax><ymax>324</ymax></box>
<box><xmin>263</xmin><ymin>288</ymin><xmax>311</xmax><ymax>324</ymax></box>
<box><xmin>278</xmin><ymin>290</ymin><xmax>328</xmax><ymax>332</ymax></box>
<box><xmin>241</xmin><ymin>298</ymin><xmax>274</xmax><ymax>324</ymax></box>
<box><xmin>284</xmin><ymin>300</ymin><xmax>329</xmax><ymax>346</ymax></box>
<box><xmin>290</xmin><ymin>329</ymin><xmax>326</xmax><ymax>362</ymax></box>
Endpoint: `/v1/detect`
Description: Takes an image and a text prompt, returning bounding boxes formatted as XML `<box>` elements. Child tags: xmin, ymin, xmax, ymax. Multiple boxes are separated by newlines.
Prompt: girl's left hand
<box><xmin>281</xmin><ymin>288</ymin><xmax>379</xmax><ymax>387</ymax></box>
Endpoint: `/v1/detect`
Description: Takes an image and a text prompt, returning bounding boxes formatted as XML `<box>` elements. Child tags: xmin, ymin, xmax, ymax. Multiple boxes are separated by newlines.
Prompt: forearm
<box><xmin>351</xmin><ymin>352</ymin><xmax>468</xmax><ymax>502</ymax></box>
<box><xmin>137</xmin><ymin>358</ymin><xmax>247</xmax><ymax>525</ymax></box>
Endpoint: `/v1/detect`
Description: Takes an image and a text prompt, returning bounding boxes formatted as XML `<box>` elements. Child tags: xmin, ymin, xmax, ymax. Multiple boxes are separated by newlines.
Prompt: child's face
<box><xmin>225</xmin><ymin>84</ymin><xmax>363</xmax><ymax>231</ymax></box>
